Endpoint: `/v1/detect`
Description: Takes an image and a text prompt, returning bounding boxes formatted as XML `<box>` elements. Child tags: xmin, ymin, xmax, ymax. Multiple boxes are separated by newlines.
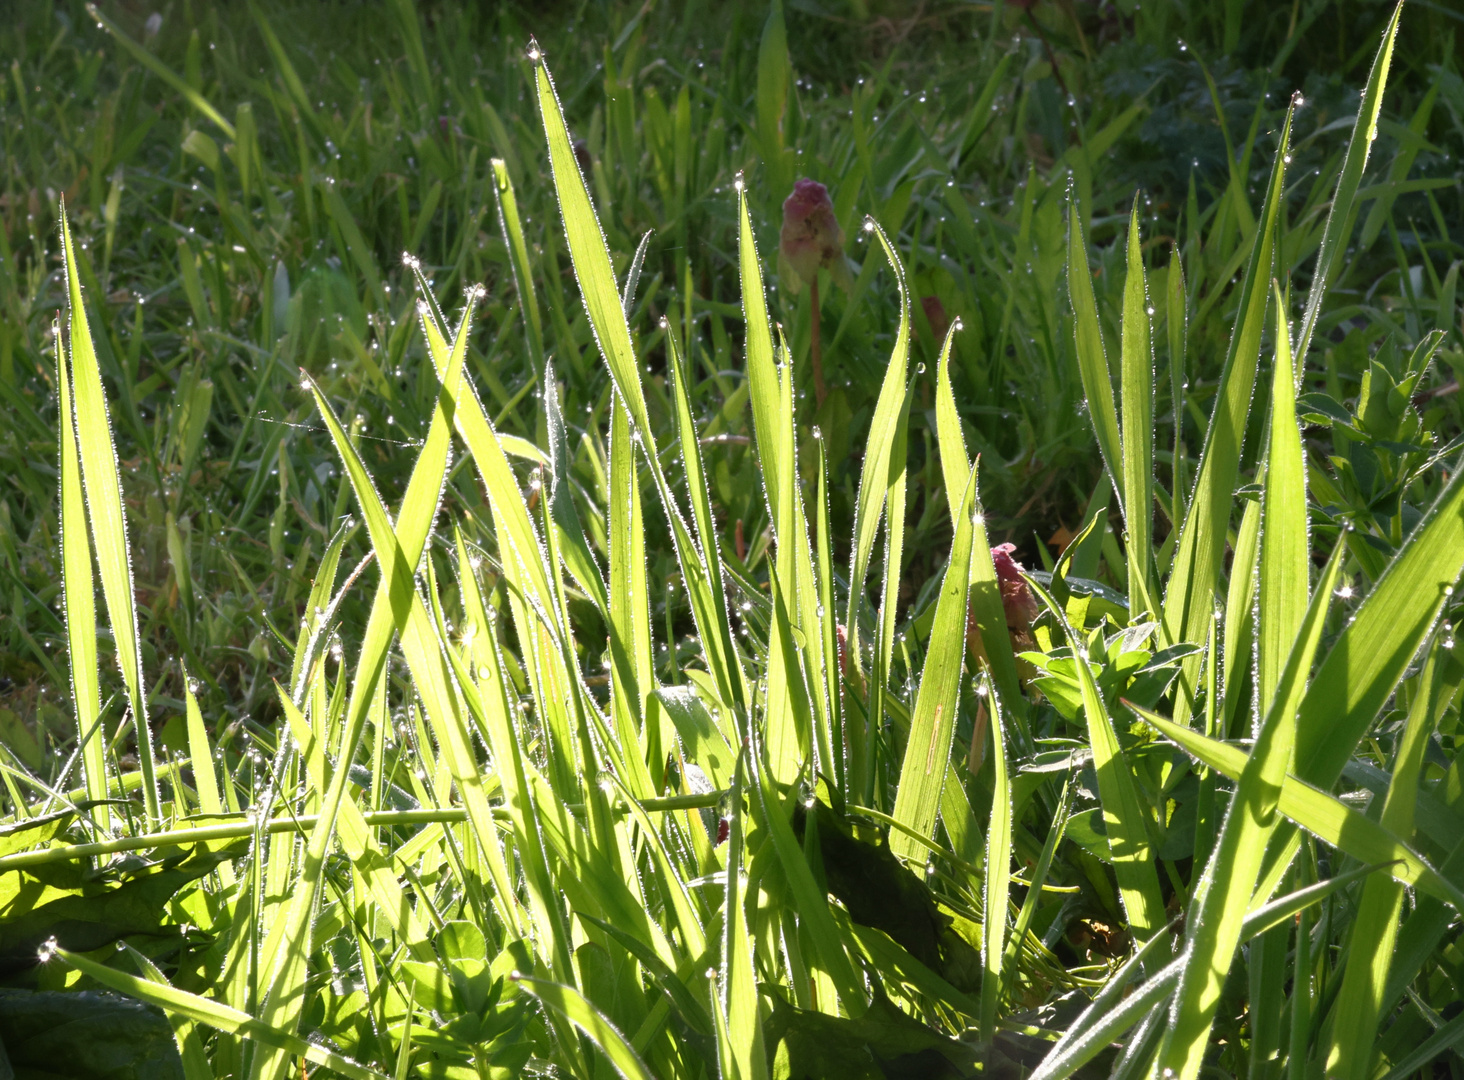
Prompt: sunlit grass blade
<box><xmin>491</xmin><ymin>157</ymin><xmax>545</xmax><ymax>374</ymax></box>
<box><xmin>720</xmin><ymin>752</ymin><xmax>768</xmax><ymax>1080</ymax></box>
<box><xmin>1066</xmin><ymin>201</ymin><xmax>1122</xmax><ymax>490</ymax></box>
<box><xmin>843</xmin><ymin>218</ymin><xmax>911</xmax><ymax>684</ymax></box>
<box><xmin>59</xmin><ymin>201</ymin><xmax>160</xmax><ymax>826</ymax></box>
<box><xmin>1294</xmin><ymin>460</ymin><xmax>1464</xmax><ymax>788</ymax></box>
<box><xmin>1255</xmin><ymin>281</ymin><xmax>1309</xmax><ymax>715</ymax></box>
<box><xmin>1134</xmin><ymin>707</ymin><xmax>1464</xmax><ymax>908</ymax></box>
<box><xmin>764</xmin><ymin>567</ymin><xmax>813</xmax><ymax>784</ymax></box>
<box><xmin>980</xmin><ymin>685</ymin><xmax>1011</xmax><ymax>1044</ymax></box>
<box><xmin>55</xmin><ymin>313</ymin><xmax>105</xmax><ymax>829</ymax></box>
<box><xmin>1030</xmin><ymin>957</ymin><xmax>1184</xmax><ymax>1080</ymax></box>
<box><xmin>1155</xmin><ymin>538</ymin><xmax>1341</xmax><ymax>1080</ymax></box>
<box><xmin>122</xmin><ymin>944</ymin><xmax>212</xmax><ymax>1080</ymax></box>
<box><xmin>1029</xmin><ymin>576</ymin><xmax>1164</xmax><ymax>942</ymax></box>
<box><xmin>749</xmin><ymin>744</ymin><xmax>865</xmax><ymax>1014</ymax></box>
<box><xmin>735</xmin><ymin>177</ymin><xmax>786</xmax><ymax>513</ymax></box>
<box><xmin>1166</xmin><ymin>244</ymin><xmax>1188</xmax><ymax>522</ymax></box>
<box><xmin>250</xmin><ymin>291</ymin><xmax>488</xmax><ymax>1080</ymax></box>
<box><xmin>514</xmin><ymin>974</ymin><xmax>656</xmax><ymax>1080</ymax></box>
<box><xmin>1119</xmin><ymin>201</ymin><xmax>1155</xmax><ymax>617</ymax></box>
<box><xmin>1161</xmin><ymin>103</ymin><xmax>1293</xmax><ymax>716</ymax></box>
<box><xmin>55</xmin><ymin>946</ymin><xmax>389</xmax><ymax>1080</ymax></box>
<box><xmin>889</xmin><ymin>459</ymin><xmax>977</xmax><ymax>861</ymax></box>
<box><xmin>1325</xmin><ymin>637</ymin><xmax>1449</xmax><ymax>1079</ymax></box>
<box><xmin>608</xmin><ymin>390</ymin><xmax>658</xmax><ymax>798</ymax></box>
<box><xmin>1292</xmin><ymin>3</ymin><xmax>1403</xmax><ymax>365</ymax></box>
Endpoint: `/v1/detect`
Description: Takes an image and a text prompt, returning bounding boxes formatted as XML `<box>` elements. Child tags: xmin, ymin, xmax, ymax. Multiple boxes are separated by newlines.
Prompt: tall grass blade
<box><xmin>514</xmin><ymin>974</ymin><xmax>656</xmax><ymax>1080</ymax></box>
<box><xmin>889</xmin><ymin>460</ymin><xmax>977</xmax><ymax>861</ymax></box>
<box><xmin>980</xmin><ymin>686</ymin><xmax>1011</xmax><ymax>1044</ymax></box>
<box><xmin>1155</xmin><ymin>540</ymin><xmax>1342</xmax><ymax>1080</ymax></box>
<box><xmin>1120</xmin><ymin>201</ymin><xmax>1155</xmax><ymax>616</ymax></box>
<box><xmin>1292</xmin><ymin>4</ymin><xmax>1403</xmax><ymax>366</ymax></box>
<box><xmin>1066</xmin><ymin>204</ymin><xmax>1123</xmax><ymax>490</ymax></box>
<box><xmin>491</xmin><ymin>157</ymin><xmax>545</xmax><ymax>374</ymax></box>
<box><xmin>59</xmin><ymin>202</ymin><xmax>160</xmax><ymax>826</ymax></box>
<box><xmin>1325</xmin><ymin>638</ymin><xmax>1448</xmax><ymax>1079</ymax></box>
<box><xmin>1162</xmin><ymin>104</ymin><xmax>1293</xmax><ymax>716</ymax></box>
<box><xmin>55</xmin><ymin>314</ymin><xmax>105</xmax><ymax>828</ymax></box>
<box><xmin>55</xmin><ymin>946</ymin><xmax>389</xmax><ymax>1080</ymax></box>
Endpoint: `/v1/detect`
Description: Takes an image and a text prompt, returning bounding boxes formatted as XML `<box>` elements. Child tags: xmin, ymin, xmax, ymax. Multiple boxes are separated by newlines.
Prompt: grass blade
<box><xmin>1161</xmin><ymin>103</ymin><xmax>1293</xmax><ymax>715</ymax></box>
<box><xmin>1030</xmin><ymin>577</ymin><xmax>1165</xmax><ymax>942</ymax></box>
<box><xmin>1324</xmin><ymin>638</ymin><xmax>1448</xmax><ymax>1079</ymax></box>
<box><xmin>491</xmin><ymin>157</ymin><xmax>545</xmax><ymax>374</ymax></box>
<box><xmin>980</xmin><ymin>686</ymin><xmax>1011</xmax><ymax>1044</ymax></box>
<box><xmin>59</xmin><ymin>202</ymin><xmax>160</xmax><ymax>826</ymax></box>
<box><xmin>1155</xmin><ymin>540</ymin><xmax>1342</xmax><ymax>1080</ymax></box>
<box><xmin>1292</xmin><ymin>3</ymin><xmax>1403</xmax><ymax>366</ymax></box>
<box><xmin>1135</xmin><ymin>707</ymin><xmax>1464</xmax><ymax>908</ymax></box>
<box><xmin>1119</xmin><ymin>201</ymin><xmax>1155</xmax><ymax>617</ymax></box>
<box><xmin>55</xmin><ymin>314</ymin><xmax>105</xmax><ymax>828</ymax></box>
<box><xmin>513</xmin><ymin>974</ymin><xmax>656</xmax><ymax>1080</ymax></box>
<box><xmin>1067</xmin><ymin>202</ymin><xmax>1122</xmax><ymax>491</ymax></box>
<box><xmin>1294</xmin><ymin>460</ymin><xmax>1464</xmax><ymax>788</ymax></box>
<box><xmin>54</xmin><ymin>946</ymin><xmax>388</xmax><ymax>1080</ymax></box>
<box><xmin>889</xmin><ymin>459</ymin><xmax>978</xmax><ymax>861</ymax></box>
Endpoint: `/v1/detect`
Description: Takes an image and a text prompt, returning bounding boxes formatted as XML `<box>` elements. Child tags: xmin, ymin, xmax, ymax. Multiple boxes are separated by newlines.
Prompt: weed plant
<box><xmin>1</xmin><ymin>1</ymin><xmax>1464</xmax><ymax>1079</ymax></box>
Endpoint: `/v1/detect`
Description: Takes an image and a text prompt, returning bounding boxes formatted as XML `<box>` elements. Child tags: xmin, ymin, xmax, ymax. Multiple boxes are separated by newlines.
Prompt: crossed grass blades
<box><xmin>4</xmin><ymin>4</ymin><xmax>1464</xmax><ymax>1080</ymax></box>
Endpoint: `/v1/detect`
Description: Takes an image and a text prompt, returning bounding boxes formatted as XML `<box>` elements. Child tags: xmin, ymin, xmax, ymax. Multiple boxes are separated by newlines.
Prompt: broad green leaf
<box><xmin>1119</xmin><ymin>201</ymin><xmax>1155</xmax><ymax>617</ymax></box>
<box><xmin>59</xmin><ymin>202</ymin><xmax>160</xmax><ymax>826</ymax></box>
<box><xmin>889</xmin><ymin>459</ymin><xmax>977</xmax><ymax>861</ymax></box>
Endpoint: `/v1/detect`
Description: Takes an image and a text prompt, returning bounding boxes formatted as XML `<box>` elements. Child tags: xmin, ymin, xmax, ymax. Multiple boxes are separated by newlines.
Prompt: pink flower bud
<box><xmin>780</xmin><ymin>179</ymin><xmax>846</xmax><ymax>291</ymax></box>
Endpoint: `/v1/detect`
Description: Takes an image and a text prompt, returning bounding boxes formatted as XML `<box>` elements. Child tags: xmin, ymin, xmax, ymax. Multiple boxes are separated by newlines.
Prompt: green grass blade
<box><xmin>889</xmin><ymin>459</ymin><xmax>977</xmax><ymax>861</ymax></box>
<box><xmin>1120</xmin><ymin>201</ymin><xmax>1155</xmax><ymax>617</ymax></box>
<box><xmin>59</xmin><ymin>202</ymin><xmax>160</xmax><ymax>826</ymax></box>
<box><xmin>750</xmin><ymin>746</ymin><xmax>865</xmax><ymax>1014</ymax></box>
<box><xmin>608</xmin><ymin>390</ymin><xmax>658</xmax><ymax>798</ymax></box>
<box><xmin>1066</xmin><ymin>202</ymin><xmax>1122</xmax><ymax>492</ymax></box>
<box><xmin>55</xmin><ymin>314</ymin><xmax>105</xmax><ymax>828</ymax></box>
<box><xmin>55</xmin><ymin>946</ymin><xmax>389</xmax><ymax>1080</ymax></box>
<box><xmin>85</xmin><ymin>4</ymin><xmax>236</xmax><ymax>138</ymax></box>
<box><xmin>1294</xmin><ymin>460</ymin><xmax>1464</xmax><ymax>788</ymax></box>
<box><xmin>1377</xmin><ymin>1011</ymin><xmax>1464</xmax><ymax>1080</ymax></box>
<box><xmin>1292</xmin><ymin>4</ymin><xmax>1403</xmax><ymax>366</ymax></box>
<box><xmin>513</xmin><ymin>974</ymin><xmax>656</xmax><ymax>1080</ymax></box>
<box><xmin>764</xmin><ymin>566</ymin><xmax>813</xmax><ymax>784</ymax></box>
<box><xmin>1155</xmin><ymin>541</ymin><xmax>1342</xmax><ymax>1080</ymax></box>
<box><xmin>122</xmin><ymin>945</ymin><xmax>212</xmax><ymax>1080</ymax></box>
<box><xmin>1030</xmin><ymin>958</ymin><xmax>1184</xmax><ymax>1080</ymax></box>
<box><xmin>1135</xmin><ymin>707</ymin><xmax>1464</xmax><ymax>908</ymax></box>
<box><xmin>735</xmin><ymin>176</ymin><xmax>786</xmax><ymax>522</ymax></box>
<box><xmin>491</xmin><ymin>157</ymin><xmax>545</xmax><ymax>374</ymax></box>
<box><xmin>720</xmin><ymin>752</ymin><xmax>769</xmax><ymax>1080</ymax></box>
<box><xmin>980</xmin><ymin>686</ymin><xmax>1012</xmax><ymax>1044</ymax></box>
<box><xmin>1167</xmin><ymin>245</ymin><xmax>1188</xmax><ymax>522</ymax></box>
<box><xmin>1161</xmin><ymin>104</ymin><xmax>1293</xmax><ymax>716</ymax></box>
<box><xmin>933</xmin><ymin>321</ymin><xmax>968</xmax><ymax>527</ymax></box>
<box><xmin>1325</xmin><ymin>639</ymin><xmax>1448</xmax><ymax>1079</ymax></box>
<box><xmin>1030</xmin><ymin>577</ymin><xmax>1164</xmax><ymax>941</ymax></box>
<box><xmin>1256</xmin><ymin>281</ymin><xmax>1309</xmax><ymax>715</ymax></box>
<box><xmin>843</xmin><ymin>219</ymin><xmax>911</xmax><ymax>682</ymax></box>
<box><xmin>1221</xmin><ymin>498</ymin><xmax>1261</xmax><ymax>737</ymax></box>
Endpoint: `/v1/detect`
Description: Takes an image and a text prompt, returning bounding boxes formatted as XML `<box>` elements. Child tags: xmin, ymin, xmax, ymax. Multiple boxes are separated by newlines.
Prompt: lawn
<box><xmin>1</xmin><ymin>0</ymin><xmax>1463</xmax><ymax>1077</ymax></box>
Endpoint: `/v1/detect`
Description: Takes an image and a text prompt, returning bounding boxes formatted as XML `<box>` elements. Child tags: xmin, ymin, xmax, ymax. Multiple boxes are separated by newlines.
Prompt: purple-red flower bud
<box><xmin>780</xmin><ymin>179</ymin><xmax>846</xmax><ymax>291</ymax></box>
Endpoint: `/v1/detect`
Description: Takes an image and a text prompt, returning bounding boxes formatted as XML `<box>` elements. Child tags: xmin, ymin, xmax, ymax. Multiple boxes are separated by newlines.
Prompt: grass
<box><xmin>1</xmin><ymin>0</ymin><xmax>1464</xmax><ymax>1077</ymax></box>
